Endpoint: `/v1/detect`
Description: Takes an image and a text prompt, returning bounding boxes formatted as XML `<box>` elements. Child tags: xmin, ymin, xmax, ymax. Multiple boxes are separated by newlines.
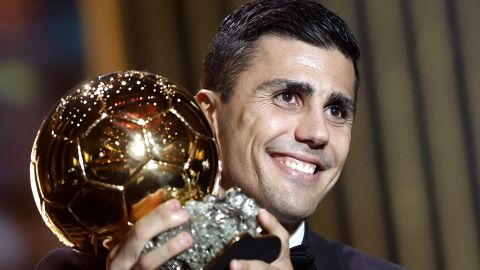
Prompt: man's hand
<box><xmin>229</xmin><ymin>209</ymin><xmax>294</xmax><ymax>270</ymax></box>
<box><xmin>107</xmin><ymin>195</ymin><xmax>192</xmax><ymax>270</ymax></box>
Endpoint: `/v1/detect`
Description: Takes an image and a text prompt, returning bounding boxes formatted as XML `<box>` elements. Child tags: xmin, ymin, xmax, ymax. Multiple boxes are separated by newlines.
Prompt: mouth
<box><xmin>269</xmin><ymin>153</ymin><xmax>323</xmax><ymax>176</ymax></box>
<box><xmin>280</xmin><ymin>158</ymin><xmax>316</xmax><ymax>174</ymax></box>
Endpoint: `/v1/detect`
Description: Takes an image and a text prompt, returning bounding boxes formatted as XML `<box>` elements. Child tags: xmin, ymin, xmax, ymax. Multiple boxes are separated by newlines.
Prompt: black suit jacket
<box><xmin>36</xmin><ymin>226</ymin><xmax>405</xmax><ymax>269</ymax></box>
<box><xmin>302</xmin><ymin>225</ymin><xmax>405</xmax><ymax>270</ymax></box>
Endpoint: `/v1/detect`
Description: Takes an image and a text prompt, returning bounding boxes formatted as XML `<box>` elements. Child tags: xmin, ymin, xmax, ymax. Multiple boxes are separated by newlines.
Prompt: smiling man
<box><xmin>194</xmin><ymin>1</ymin><xmax>403</xmax><ymax>269</ymax></box>
<box><xmin>37</xmin><ymin>0</ymin><xmax>404</xmax><ymax>269</ymax></box>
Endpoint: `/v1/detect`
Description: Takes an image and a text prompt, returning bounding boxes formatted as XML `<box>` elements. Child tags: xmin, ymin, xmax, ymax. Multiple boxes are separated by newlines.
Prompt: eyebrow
<box><xmin>256</xmin><ymin>78</ymin><xmax>356</xmax><ymax>112</ymax></box>
<box><xmin>256</xmin><ymin>79</ymin><xmax>315</xmax><ymax>96</ymax></box>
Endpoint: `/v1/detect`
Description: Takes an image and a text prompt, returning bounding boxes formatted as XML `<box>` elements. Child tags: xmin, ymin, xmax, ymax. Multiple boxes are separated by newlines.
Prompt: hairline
<box><xmin>218</xmin><ymin>33</ymin><xmax>360</xmax><ymax>107</ymax></box>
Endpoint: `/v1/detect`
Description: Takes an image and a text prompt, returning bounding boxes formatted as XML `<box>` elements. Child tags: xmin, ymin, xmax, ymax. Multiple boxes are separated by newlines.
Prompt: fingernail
<box><xmin>168</xmin><ymin>199</ymin><xmax>181</xmax><ymax>210</ymax></box>
<box><xmin>258</xmin><ymin>208</ymin><xmax>268</xmax><ymax>218</ymax></box>
<box><xmin>172</xmin><ymin>209</ymin><xmax>189</xmax><ymax>220</ymax></box>
<box><xmin>231</xmin><ymin>259</ymin><xmax>241</xmax><ymax>270</ymax></box>
<box><xmin>179</xmin><ymin>232</ymin><xmax>192</xmax><ymax>246</ymax></box>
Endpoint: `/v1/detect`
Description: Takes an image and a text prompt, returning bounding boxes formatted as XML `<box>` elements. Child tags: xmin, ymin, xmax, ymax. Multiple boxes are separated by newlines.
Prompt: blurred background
<box><xmin>0</xmin><ymin>0</ymin><xmax>479</xmax><ymax>269</ymax></box>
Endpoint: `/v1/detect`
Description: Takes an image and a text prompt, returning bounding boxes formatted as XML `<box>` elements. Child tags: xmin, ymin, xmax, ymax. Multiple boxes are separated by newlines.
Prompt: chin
<box><xmin>266</xmin><ymin>192</ymin><xmax>320</xmax><ymax>224</ymax></box>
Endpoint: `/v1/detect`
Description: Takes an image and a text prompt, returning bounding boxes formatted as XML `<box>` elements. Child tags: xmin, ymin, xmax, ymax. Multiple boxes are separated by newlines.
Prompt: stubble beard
<box><xmin>256</xmin><ymin>180</ymin><xmax>321</xmax><ymax>233</ymax></box>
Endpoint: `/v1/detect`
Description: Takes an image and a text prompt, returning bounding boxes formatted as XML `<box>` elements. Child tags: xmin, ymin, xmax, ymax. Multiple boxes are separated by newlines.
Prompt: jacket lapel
<box><xmin>302</xmin><ymin>224</ymin><xmax>342</xmax><ymax>270</ymax></box>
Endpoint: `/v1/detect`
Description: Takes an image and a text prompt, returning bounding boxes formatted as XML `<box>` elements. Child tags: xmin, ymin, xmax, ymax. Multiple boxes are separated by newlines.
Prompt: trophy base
<box><xmin>142</xmin><ymin>187</ymin><xmax>281</xmax><ymax>269</ymax></box>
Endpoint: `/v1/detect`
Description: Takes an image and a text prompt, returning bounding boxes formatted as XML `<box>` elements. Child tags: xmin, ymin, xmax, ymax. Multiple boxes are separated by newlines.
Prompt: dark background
<box><xmin>0</xmin><ymin>0</ymin><xmax>479</xmax><ymax>269</ymax></box>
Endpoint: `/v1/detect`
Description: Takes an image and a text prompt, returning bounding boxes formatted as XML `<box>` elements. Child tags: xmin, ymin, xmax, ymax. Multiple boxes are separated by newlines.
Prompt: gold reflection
<box><xmin>127</xmin><ymin>134</ymin><xmax>147</xmax><ymax>159</ymax></box>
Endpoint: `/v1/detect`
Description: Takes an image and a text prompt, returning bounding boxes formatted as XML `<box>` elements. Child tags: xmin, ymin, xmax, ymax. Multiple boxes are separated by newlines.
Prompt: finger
<box><xmin>127</xmin><ymin>199</ymin><xmax>188</xmax><ymax>255</ymax></box>
<box><xmin>256</xmin><ymin>209</ymin><xmax>294</xmax><ymax>269</ymax></box>
<box><xmin>134</xmin><ymin>231</ymin><xmax>193</xmax><ymax>270</ymax></box>
<box><xmin>131</xmin><ymin>189</ymin><xmax>164</xmax><ymax>222</ymax></box>
<box><xmin>132</xmin><ymin>199</ymin><xmax>188</xmax><ymax>243</ymax></box>
<box><xmin>257</xmin><ymin>209</ymin><xmax>290</xmax><ymax>244</ymax></box>
<box><xmin>108</xmin><ymin>199</ymin><xmax>189</xmax><ymax>269</ymax></box>
<box><xmin>230</xmin><ymin>259</ymin><xmax>275</xmax><ymax>270</ymax></box>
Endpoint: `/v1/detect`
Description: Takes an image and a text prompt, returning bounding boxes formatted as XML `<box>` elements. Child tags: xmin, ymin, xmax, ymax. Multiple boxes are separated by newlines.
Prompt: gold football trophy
<box><xmin>30</xmin><ymin>71</ymin><xmax>279</xmax><ymax>269</ymax></box>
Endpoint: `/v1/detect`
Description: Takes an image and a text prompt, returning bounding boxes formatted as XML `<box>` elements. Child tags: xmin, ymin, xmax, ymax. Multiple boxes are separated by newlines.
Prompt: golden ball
<box><xmin>30</xmin><ymin>71</ymin><xmax>220</xmax><ymax>256</ymax></box>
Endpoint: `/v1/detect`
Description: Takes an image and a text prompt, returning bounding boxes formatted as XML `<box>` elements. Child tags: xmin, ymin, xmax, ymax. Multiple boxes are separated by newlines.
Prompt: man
<box><xmin>37</xmin><ymin>0</ymin><xmax>404</xmax><ymax>269</ymax></box>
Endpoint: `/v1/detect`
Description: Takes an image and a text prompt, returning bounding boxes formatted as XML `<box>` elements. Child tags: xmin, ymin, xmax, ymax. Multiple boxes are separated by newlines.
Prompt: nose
<box><xmin>294</xmin><ymin>109</ymin><xmax>329</xmax><ymax>149</ymax></box>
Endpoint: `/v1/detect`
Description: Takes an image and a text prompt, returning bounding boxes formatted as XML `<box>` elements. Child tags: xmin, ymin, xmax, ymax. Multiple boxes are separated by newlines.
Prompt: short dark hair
<box><xmin>200</xmin><ymin>0</ymin><xmax>360</xmax><ymax>103</ymax></box>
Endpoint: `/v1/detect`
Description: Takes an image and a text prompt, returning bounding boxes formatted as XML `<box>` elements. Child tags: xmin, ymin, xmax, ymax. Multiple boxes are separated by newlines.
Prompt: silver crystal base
<box><xmin>141</xmin><ymin>187</ymin><xmax>262</xmax><ymax>270</ymax></box>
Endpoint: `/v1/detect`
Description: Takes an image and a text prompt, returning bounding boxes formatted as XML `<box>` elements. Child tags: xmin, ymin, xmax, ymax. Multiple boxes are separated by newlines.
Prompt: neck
<box><xmin>282</xmin><ymin>220</ymin><xmax>303</xmax><ymax>235</ymax></box>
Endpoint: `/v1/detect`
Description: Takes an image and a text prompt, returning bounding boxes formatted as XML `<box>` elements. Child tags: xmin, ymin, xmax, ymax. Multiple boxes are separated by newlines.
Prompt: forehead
<box><xmin>237</xmin><ymin>35</ymin><xmax>356</xmax><ymax>99</ymax></box>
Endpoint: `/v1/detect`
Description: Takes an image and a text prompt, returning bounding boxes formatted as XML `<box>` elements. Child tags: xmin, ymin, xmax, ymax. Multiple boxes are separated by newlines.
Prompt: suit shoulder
<box><xmin>303</xmin><ymin>227</ymin><xmax>405</xmax><ymax>270</ymax></box>
<box><xmin>35</xmin><ymin>247</ymin><xmax>106</xmax><ymax>270</ymax></box>
<box><xmin>329</xmin><ymin>239</ymin><xmax>406</xmax><ymax>270</ymax></box>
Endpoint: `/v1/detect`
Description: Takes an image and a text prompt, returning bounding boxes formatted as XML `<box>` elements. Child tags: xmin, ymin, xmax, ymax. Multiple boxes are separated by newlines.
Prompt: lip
<box><xmin>267</xmin><ymin>151</ymin><xmax>325</xmax><ymax>182</ymax></box>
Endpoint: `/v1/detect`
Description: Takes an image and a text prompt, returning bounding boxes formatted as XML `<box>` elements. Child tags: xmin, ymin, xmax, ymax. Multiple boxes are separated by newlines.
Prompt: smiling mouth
<box><xmin>279</xmin><ymin>158</ymin><xmax>316</xmax><ymax>175</ymax></box>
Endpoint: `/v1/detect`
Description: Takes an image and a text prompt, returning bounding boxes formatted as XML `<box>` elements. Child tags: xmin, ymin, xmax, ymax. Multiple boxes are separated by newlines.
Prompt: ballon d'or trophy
<box><xmin>30</xmin><ymin>71</ymin><xmax>280</xmax><ymax>269</ymax></box>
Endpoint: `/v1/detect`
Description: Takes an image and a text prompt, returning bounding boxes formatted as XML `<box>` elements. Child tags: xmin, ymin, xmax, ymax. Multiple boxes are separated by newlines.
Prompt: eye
<box><xmin>325</xmin><ymin>105</ymin><xmax>346</xmax><ymax>118</ymax></box>
<box><xmin>274</xmin><ymin>90</ymin><xmax>301</xmax><ymax>110</ymax></box>
<box><xmin>324</xmin><ymin>105</ymin><xmax>351</xmax><ymax>125</ymax></box>
<box><xmin>279</xmin><ymin>92</ymin><xmax>294</xmax><ymax>103</ymax></box>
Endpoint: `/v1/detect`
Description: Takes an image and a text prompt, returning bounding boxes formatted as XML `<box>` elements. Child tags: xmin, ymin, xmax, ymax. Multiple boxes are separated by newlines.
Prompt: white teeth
<box><xmin>282</xmin><ymin>159</ymin><xmax>316</xmax><ymax>174</ymax></box>
<box><xmin>297</xmin><ymin>162</ymin><xmax>303</xmax><ymax>171</ymax></box>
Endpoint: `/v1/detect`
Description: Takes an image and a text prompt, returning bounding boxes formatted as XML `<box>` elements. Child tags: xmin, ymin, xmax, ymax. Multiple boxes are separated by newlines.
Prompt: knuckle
<box><xmin>152</xmin><ymin>202</ymin><xmax>169</xmax><ymax>215</ymax></box>
<box><xmin>107</xmin><ymin>259</ymin><xmax>125</xmax><ymax>270</ymax></box>
<box><xmin>166</xmin><ymin>210</ymin><xmax>189</xmax><ymax>227</ymax></box>
<box><xmin>131</xmin><ymin>222</ymin><xmax>149</xmax><ymax>241</ymax></box>
<box><xmin>279</xmin><ymin>229</ymin><xmax>289</xmax><ymax>240</ymax></box>
<box><xmin>165</xmin><ymin>232</ymin><xmax>191</xmax><ymax>253</ymax></box>
<box><xmin>135</xmin><ymin>256</ymin><xmax>153</xmax><ymax>270</ymax></box>
<box><xmin>152</xmin><ymin>204</ymin><xmax>179</xmax><ymax>223</ymax></box>
<box><xmin>162</xmin><ymin>238</ymin><xmax>183</xmax><ymax>254</ymax></box>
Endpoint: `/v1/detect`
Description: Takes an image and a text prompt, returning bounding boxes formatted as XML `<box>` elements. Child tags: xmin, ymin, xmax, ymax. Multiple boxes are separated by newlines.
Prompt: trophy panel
<box><xmin>146</xmin><ymin>111</ymin><xmax>193</xmax><ymax>165</ymax></box>
<box><xmin>125</xmin><ymin>161</ymin><xmax>187</xmax><ymax>210</ymax></box>
<box><xmin>34</xmin><ymin>136</ymin><xmax>84</xmax><ymax>206</ymax></box>
<box><xmin>43</xmin><ymin>201</ymin><xmax>87</xmax><ymax>249</ymax></box>
<box><xmin>79</xmin><ymin>117</ymin><xmax>148</xmax><ymax>186</ymax></box>
<box><xmin>49</xmin><ymin>83</ymin><xmax>105</xmax><ymax>140</ymax></box>
<box><xmin>172</xmin><ymin>90</ymin><xmax>214</xmax><ymax>138</ymax></box>
<box><xmin>189</xmin><ymin>137</ymin><xmax>219</xmax><ymax>195</ymax></box>
<box><xmin>101</xmin><ymin>73</ymin><xmax>172</xmax><ymax>122</ymax></box>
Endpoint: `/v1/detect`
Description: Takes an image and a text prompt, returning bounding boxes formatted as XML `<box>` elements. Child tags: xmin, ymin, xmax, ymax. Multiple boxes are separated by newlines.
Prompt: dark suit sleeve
<box><xmin>35</xmin><ymin>248</ymin><xmax>106</xmax><ymax>270</ymax></box>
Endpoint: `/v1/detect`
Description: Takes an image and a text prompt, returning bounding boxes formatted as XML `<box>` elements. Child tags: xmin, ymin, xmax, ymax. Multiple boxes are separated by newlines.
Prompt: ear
<box><xmin>195</xmin><ymin>89</ymin><xmax>221</xmax><ymax>137</ymax></box>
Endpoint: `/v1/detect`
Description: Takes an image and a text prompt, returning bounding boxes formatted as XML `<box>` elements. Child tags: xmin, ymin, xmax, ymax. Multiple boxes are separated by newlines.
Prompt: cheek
<box><xmin>214</xmin><ymin>107</ymin><xmax>242</xmax><ymax>165</ymax></box>
<box><xmin>330</xmin><ymin>127</ymin><xmax>351</xmax><ymax>163</ymax></box>
<box><xmin>239</xmin><ymin>103</ymin><xmax>287</xmax><ymax>134</ymax></box>
<box><xmin>257</xmin><ymin>105</ymin><xmax>295</xmax><ymax>129</ymax></box>
<box><xmin>217</xmin><ymin>106</ymin><xmax>260</xmax><ymax>159</ymax></box>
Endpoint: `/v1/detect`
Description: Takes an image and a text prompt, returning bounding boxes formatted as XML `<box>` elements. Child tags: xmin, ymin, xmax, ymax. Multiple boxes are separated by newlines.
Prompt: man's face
<box><xmin>199</xmin><ymin>35</ymin><xmax>356</xmax><ymax>228</ymax></box>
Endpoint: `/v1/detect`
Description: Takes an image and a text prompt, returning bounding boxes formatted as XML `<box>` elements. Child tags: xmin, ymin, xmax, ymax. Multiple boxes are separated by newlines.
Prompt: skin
<box><xmin>107</xmin><ymin>35</ymin><xmax>356</xmax><ymax>270</ymax></box>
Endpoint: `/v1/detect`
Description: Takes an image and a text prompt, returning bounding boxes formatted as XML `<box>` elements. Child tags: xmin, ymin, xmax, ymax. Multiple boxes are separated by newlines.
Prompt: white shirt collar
<box><xmin>288</xmin><ymin>221</ymin><xmax>305</xmax><ymax>248</ymax></box>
